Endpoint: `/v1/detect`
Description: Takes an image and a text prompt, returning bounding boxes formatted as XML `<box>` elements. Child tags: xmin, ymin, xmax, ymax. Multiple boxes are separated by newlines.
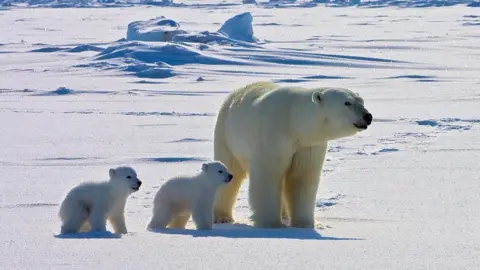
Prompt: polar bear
<box><xmin>58</xmin><ymin>166</ymin><xmax>142</xmax><ymax>234</ymax></box>
<box><xmin>213</xmin><ymin>81</ymin><xmax>373</xmax><ymax>228</ymax></box>
<box><xmin>147</xmin><ymin>161</ymin><xmax>233</xmax><ymax>231</ymax></box>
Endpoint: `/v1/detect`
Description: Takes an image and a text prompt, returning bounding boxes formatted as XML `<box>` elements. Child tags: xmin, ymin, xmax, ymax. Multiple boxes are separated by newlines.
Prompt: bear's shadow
<box><xmin>149</xmin><ymin>223</ymin><xmax>363</xmax><ymax>241</ymax></box>
<box><xmin>54</xmin><ymin>231</ymin><xmax>122</xmax><ymax>239</ymax></box>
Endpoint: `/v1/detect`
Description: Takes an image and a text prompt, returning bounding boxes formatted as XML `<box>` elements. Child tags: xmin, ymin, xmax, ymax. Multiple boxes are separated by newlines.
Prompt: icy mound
<box><xmin>217</xmin><ymin>12</ymin><xmax>258</xmax><ymax>43</ymax></box>
<box><xmin>95</xmin><ymin>41</ymin><xmax>245</xmax><ymax>66</ymax></box>
<box><xmin>125</xmin><ymin>13</ymin><xmax>259</xmax><ymax>46</ymax></box>
<box><xmin>126</xmin><ymin>16</ymin><xmax>186</xmax><ymax>42</ymax></box>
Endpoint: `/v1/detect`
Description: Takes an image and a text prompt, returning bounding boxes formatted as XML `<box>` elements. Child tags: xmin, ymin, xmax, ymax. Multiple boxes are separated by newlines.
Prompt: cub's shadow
<box><xmin>149</xmin><ymin>223</ymin><xmax>363</xmax><ymax>241</ymax></box>
<box><xmin>54</xmin><ymin>231</ymin><xmax>121</xmax><ymax>239</ymax></box>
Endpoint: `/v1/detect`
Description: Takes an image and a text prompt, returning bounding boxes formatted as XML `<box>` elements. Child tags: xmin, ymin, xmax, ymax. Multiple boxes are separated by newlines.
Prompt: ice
<box><xmin>217</xmin><ymin>12</ymin><xmax>258</xmax><ymax>43</ymax></box>
<box><xmin>126</xmin><ymin>16</ymin><xmax>186</xmax><ymax>42</ymax></box>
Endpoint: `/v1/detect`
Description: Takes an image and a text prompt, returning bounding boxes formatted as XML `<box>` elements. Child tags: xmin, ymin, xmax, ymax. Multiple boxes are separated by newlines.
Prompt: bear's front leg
<box><xmin>285</xmin><ymin>144</ymin><xmax>327</xmax><ymax>228</ymax></box>
<box><xmin>192</xmin><ymin>199</ymin><xmax>214</xmax><ymax>230</ymax></box>
<box><xmin>249</xmin><ymin>147</ymin><xmax>293</xmax><ymax>228</ymax></box>
<box><xmin>109</xmin><ymin>213</ymin><xmax>128</xmax><ymax>234</ymax></box>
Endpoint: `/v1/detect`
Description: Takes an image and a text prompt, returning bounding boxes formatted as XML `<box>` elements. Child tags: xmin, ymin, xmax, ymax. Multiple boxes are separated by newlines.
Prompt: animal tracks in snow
<box><xmin>317</xmin><ymin>117</ymin><xmax>479</xmax><ymax>215</ymax></box>
<box><xmin>366</xmin><ymin>117</ymin><xmax>478</xmax><ymax>155</ymax></box>
<box><xmin>316</xmin><ymin>193</ymin><xmax>347</xmax><ymax>210</ymax></box>
<box><xmin>323</xmin><ymin>117</ymin><xmax>479</xmax><ymax>175</ymax></box>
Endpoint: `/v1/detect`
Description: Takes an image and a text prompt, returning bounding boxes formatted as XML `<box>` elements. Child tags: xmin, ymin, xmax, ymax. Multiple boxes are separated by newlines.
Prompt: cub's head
<box><xmin>294</xmin><ymin>87</ymin><xmax>372</xmax><ymax>143</ymax></box>
<box><xmin>109</xmin><ymin>166</ymin><xmax>142</xmax><ymax>192</ymax></box>
<box><xmin>201</xmin><ymin>161</ymin><xmax>233</xmax><ymax>185</ymax></box>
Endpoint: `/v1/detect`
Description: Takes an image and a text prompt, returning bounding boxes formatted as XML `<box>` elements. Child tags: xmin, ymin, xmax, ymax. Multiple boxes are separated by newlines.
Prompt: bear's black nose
<box><xmin>363</xmin><ymin>113</ymin><xmax>373</xmax><ymax>125</ymax></box>
<box><xmin>137</xmin><ymin>180</ymin><xmax>142</xmax><ymax>186</ymax></box>
<box><xmin>228</xmin><ymin>174</ymin><xmax>233</xmax><ymax>180</ymax></box>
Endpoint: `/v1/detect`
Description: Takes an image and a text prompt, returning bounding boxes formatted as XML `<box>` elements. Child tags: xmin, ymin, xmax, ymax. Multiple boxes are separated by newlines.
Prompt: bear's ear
<box><xmin>312</xmin><ymin>91</ymin><xmax>323</xmax><ymax>104</ymax></box>
<box><xmin>202</xmin><ymin>163</ymin><xmax>208</xmax><ymax>172</ymax></box>
<box><xmin>109</xmin><ymin>168</ymin><xmax>116</xmax><ymax>178</ymax></box>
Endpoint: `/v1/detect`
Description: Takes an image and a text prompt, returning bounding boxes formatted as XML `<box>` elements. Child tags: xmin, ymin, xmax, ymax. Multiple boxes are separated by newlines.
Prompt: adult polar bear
<box><xmin>213</xmin><ymin>81</ymin><xmax>372</xmax><ymax>228</ymax></box>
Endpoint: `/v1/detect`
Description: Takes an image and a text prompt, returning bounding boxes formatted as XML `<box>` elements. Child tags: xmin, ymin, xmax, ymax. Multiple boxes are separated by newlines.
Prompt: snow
<box><xmin>1</xmin><ymin>1</ymin><xmax>480</xmax><ymax>269</ymax></box>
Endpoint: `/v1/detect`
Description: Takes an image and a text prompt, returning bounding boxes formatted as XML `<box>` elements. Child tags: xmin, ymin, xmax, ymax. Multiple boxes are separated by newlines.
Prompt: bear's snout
<box><xmin>137</xmin><ymin>180</ymin><xmax>142</xmax><ymax>186</ymax></box>
<box><xmin>224</xmin><ymin>174</ymin><xmax>233</xmax><ymax>183</ymax></box>
<box><xmin>363</xmin><ymin>113</ymin><xmax>373</xmax><ymax>125</ymax></box>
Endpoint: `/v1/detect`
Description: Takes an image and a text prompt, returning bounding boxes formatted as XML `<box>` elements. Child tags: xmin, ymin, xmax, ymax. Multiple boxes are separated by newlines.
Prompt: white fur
<box><xmin>148</xmin><ymin>161</ymin><xmax>233</xmax><ymax>230</ymax></box>
<box><xmin>58</xmin><ymin>166</ymin><xmax>142</xmax><ymax>234</ymax></box>
<box><xmin>212</xmin><ymin>81</ymin><xmax>372</xmax><ymax>228</ymax></box>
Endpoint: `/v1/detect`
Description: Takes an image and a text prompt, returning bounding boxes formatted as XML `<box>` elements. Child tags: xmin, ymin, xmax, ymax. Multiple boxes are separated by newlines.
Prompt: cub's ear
<box><xmin>312</xmin><ymin>91</ymin><xmax>323</xmax><ymax>104</ymax></box>
<box><xmin>202</xmin><ymin>163</ymin><xmax>208</xmax><ymax>172</ymax></box>
<box><xmin>109</xmin><ymin>168</ymin><xmax>116</xmax><ymax>178</ymax></box>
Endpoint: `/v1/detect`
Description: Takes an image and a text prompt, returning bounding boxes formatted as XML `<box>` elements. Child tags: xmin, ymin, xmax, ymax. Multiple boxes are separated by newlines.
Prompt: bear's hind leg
<box><xmin>213</xmin><ymin>91</ymin><xmax>247</xmax><ymax>224</ymax></box>
<box><xmin>280</xmin><ymin>179</ymin><xmax>291</xmax><ymax>224</ymax></box>
<box><xmin>148</xmin><ymin>204</ymin><xmax>173</xmax><ymax>230</ymax></box>
<box><xmin>60</xmin><ymin>201</ymin><xmax>89</xmax><ymax>234</ymax></box>
<box><xmin>213</xmin><ymin>149</ymin><xmax>247</xmax><ymax>224</ymax></box>
<box><xmin>88</xmin><ymin>205</ymin><xmax>108</xmax><ymax>232</ymax></box>
<box><xmin>285</xmin><ymin>144</ymin><xmax>327</xmax><ymax>228</ymax></box>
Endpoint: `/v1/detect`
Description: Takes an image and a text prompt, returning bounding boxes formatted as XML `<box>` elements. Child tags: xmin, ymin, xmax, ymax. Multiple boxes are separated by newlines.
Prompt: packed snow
<box><xmin>0</xmin><ymin>0</ymin><xmax>479</xmax><ymax>269</ymax></box>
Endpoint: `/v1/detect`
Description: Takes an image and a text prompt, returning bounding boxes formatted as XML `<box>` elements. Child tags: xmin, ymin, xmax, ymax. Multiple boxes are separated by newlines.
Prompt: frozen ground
<box><xmin>0</xmin><ymin>2</ymin><xmax>479</xmax><ymax>269</ymax></box>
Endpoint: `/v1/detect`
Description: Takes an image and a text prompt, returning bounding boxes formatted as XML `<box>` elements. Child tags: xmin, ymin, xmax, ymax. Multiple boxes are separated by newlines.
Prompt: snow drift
<box><xmin>95</xmin><ymin>42</ymin><xmax>245</xmax><ymax>66</ymax></box>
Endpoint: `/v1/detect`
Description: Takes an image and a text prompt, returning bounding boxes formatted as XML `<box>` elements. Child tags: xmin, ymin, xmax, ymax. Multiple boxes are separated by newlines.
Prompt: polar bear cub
<box><xmin>58</xmin><ymin>166</ymin><xmax>142</xmax><ymax>234</ymax></box>
<box><xmin>148</xmin><ymin>161</ymin><xmax>233</xmax><ymax>230</ymax></box>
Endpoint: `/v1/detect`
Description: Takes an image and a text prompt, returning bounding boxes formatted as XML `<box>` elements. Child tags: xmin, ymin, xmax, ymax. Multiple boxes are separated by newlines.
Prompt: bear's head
<box><xmin>293</xmin><ymin>87</ymin><xmax>372</xmax><ymax>144</ymax></box>
<box><xmin>201</xmin><ymin>161</ymin><xmax>233</xmax><ymax>185</ymax></box>
<box><xmin>109</xmin><ymin>166</ymin><xmax>142</xmax><ymax>193</ymax></box>
<box><xmin>312</xmin><ymin>88</ymin><xmax>372</xmax><ymax>140</ymax></box>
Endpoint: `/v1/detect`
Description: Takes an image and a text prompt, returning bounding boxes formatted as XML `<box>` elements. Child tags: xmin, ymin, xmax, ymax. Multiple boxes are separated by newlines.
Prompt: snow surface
<box><xmin>1</xmin><ymin>1</ymin><xmax>480</xmax><ymax>269</ymax></box>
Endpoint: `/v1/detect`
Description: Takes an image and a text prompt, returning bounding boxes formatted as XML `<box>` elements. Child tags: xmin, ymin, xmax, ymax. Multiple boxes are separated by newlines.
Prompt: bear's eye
<box><xmin>218</xmin><ymin>170</ymin><xmax>223</xmax><ymax>174</ymax></box>
<box><xmin>344</xmin><ymin>101</ymin><xmax>351</xmax><ymax>106</ymax></box>
<box><xmin>126</xmin><ymin>176</ymin><xmax>132</xmax><ymax>179</ymax></box>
